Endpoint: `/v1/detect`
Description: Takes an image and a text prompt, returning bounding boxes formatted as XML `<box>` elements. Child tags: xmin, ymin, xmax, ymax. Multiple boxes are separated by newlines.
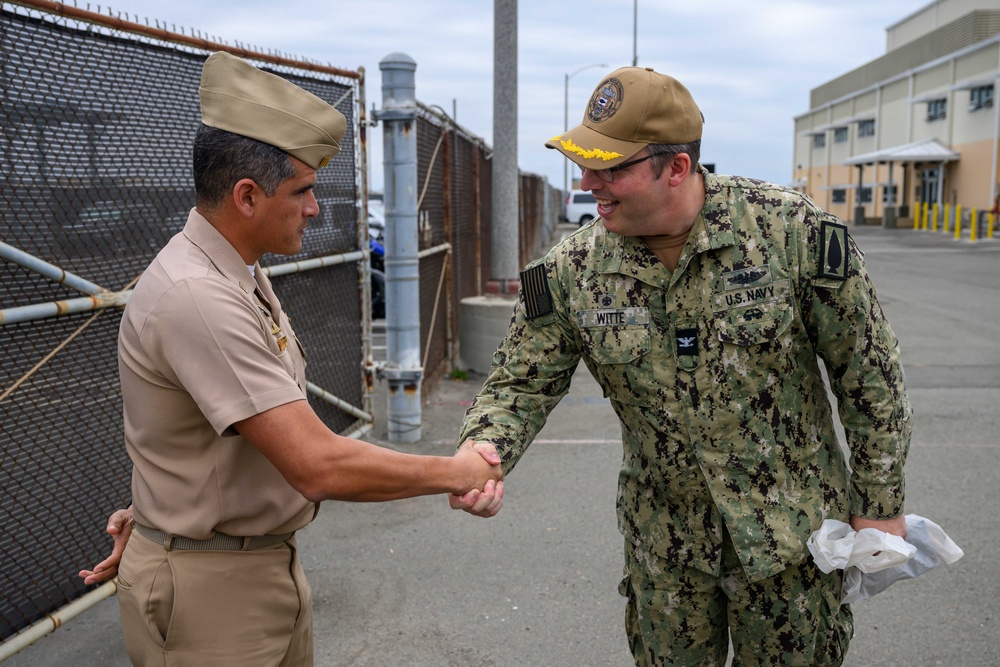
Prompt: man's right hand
<box><xmin>78</xmin><ymin>507</ymin><xmax>133</xmax><ymax>585</ymax></box>
<box><xmin>450</xmin><ymin>441</ymin><xmax>504</xmax><ymax>517</ymax></box>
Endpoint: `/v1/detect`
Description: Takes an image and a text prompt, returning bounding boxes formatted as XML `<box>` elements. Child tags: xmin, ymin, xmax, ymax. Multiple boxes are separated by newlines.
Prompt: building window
<box><xmin>813</xmin><ymin>133</ymin><xmax>826</xmax><ymax>148</ymax></box>
<box><xmin>970</xmin><ymin>85</ymin><xmax>994</xmax><ymax>111</ymax></box>
<box><xmin>859</xmin><ymin>187</ymin><xmax>873</xmax><ymax>204</ymax></box>
<box><xmin>927</xmin><ymin>98</ymin><xmax>947</xmax><ymax>121</ymax></box>
<box><xmin>882</xmin><ymin>185</ymin><xmax>898</xmax><ymax>204</ymax></box>
<box><xmin>832</xmin><ymin>189</ymin><xmax>847</xmax><ymax>204</ymax></box>
<box><xmin>857</xmin><ymin>119</ymin><xmax>875</xmax><ymax>137</ymax></box>
<box><xmin>833</xmin><ymin>127</ymin><xmax>848</xmax><ymax>143</ymax></box>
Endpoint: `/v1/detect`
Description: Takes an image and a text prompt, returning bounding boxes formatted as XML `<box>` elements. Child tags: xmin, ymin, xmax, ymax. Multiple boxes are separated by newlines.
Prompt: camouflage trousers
<box><xmin>619</xmin><ymin>530</ymin><xmax>853</xmax><ymax>666</ymax></box>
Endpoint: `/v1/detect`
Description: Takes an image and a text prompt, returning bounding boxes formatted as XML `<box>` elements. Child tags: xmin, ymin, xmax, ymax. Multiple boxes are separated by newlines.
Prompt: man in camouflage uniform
<box><xmin>451</xmin><ymin>67</ymin><xmax>911</xmax><ymax>665</ymax></box>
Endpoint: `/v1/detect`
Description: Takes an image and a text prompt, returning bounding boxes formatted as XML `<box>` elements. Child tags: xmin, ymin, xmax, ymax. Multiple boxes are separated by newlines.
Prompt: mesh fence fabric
<box><xmin>1</xmin><ymin>3</ymin><xmax>364</xmax><ymax>640</ymax></box>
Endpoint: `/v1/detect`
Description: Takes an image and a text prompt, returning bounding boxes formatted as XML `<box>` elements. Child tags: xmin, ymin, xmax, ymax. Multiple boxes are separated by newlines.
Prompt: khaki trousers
<box><xmin>116</xmin><ymin>530</ymin><xmax>312</xmax><ymax>666</ymax></box>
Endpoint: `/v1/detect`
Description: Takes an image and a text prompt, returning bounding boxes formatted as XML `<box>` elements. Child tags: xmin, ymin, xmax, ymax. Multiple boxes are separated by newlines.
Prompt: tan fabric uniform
<box><xmin>117</xmin><ymin>210</ymin><xmax>317</xmax><ymax>664</ymax></box>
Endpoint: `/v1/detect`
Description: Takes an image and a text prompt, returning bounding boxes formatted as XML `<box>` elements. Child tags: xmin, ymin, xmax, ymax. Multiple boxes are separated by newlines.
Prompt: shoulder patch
<box><xmin>520</xmin><ymin>264</ymin><xmax>553</xmax><ymax>319</ymax></box>
<box><xmin>819</xmin><ymin>219</ymin><xmax>849</xmax><ymax>281</ymax></box>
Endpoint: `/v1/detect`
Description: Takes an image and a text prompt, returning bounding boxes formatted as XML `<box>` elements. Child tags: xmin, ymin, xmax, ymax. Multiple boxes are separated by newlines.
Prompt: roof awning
<box><xmin>799</xmin><ymin>122</ymin><xmax>850</xmax><ymax>136</ymax></box>
<box><xmin>949</xmin><ymin>72</ymin><xmax>1000</xmax><ymax>91</ymax></box>
<box><xmin>818</xmin><ymin>182</ymin><xmax>883</xmax><ymax>191</ymax></box>
<box><xmin>800</xmin><ymin>126</ymin><xmax>830</xmax><ymax>136</ymax></box>
<box><xmin>843</xmin><ymin>138</ymin><xmax>960</xmax><ymax>166</ymax></box>
<box><xmin>843</xmin><ymin>113</ymin><xmax>876</xmax><ymax>123</ymax></box>
<box><xmin>909</xmin><ymin>92</ymin><xmax>946</xmax><ymax>104</ymax></box>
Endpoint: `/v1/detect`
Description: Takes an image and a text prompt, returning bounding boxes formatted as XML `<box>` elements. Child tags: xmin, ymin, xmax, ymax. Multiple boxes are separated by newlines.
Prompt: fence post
<box><xmin>378</xmin><ymin>53</ymin><xmax>423</xmax><ymax>442</ymax></box>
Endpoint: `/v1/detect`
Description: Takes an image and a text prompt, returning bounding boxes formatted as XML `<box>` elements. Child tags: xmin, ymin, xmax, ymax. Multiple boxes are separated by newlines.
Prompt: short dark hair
<box><xmin>193</xmin><ymin>125</ymin><xmax>296</xmax><ymax>210</ymax></box>
<box><xmin>646</xmin><ymin>140</ymin><xmax>701</xmax><ymax>177</ymax></box>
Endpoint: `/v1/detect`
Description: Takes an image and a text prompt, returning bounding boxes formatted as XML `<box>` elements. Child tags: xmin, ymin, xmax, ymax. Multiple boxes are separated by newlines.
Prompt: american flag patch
<box><xmin>520</xmin><ymin>264</ymin><xmax>553</xmax><ymax>319</ymax></box>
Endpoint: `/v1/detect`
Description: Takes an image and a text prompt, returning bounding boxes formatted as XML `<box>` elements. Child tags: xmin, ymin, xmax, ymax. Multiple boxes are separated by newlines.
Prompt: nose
<box><xmin>579</xmin><ymin>167</ymin><xmax>602</xmax><ymax>192</ymax></box>
<box><xmin>304</xmin><ymin>190</ymin><xmax>319</xmax><ymax>218</ymax></box>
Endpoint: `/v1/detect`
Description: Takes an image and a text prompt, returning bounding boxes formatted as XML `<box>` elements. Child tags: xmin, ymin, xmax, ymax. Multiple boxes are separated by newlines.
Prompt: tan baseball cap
<box><xmin>199</xmin><ymin>52</ymin><xmax>346</xmax><ymax>170</ymax></box>
<box><xmin>545</xmin><ymin>66</ymin><xmax>702</xmax><ymax>169</ymax></box>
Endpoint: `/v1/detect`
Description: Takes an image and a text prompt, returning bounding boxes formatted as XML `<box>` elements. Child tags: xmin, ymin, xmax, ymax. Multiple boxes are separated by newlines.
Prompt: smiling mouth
<box><xmin>595</xmin><ymin>197</ymin><xmax>618</xmax><ymax>215</ymax></box>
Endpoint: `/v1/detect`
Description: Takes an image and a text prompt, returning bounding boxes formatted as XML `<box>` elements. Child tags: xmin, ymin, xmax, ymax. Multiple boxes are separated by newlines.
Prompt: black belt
<box><xmin>134</xmin><ymin>523</ymin><xmax>294</xmax><ymax>552</ymax></box>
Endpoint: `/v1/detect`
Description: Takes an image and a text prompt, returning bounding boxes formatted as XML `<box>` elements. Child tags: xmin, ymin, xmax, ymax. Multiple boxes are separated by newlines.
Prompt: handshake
<box><xmin>450</xmin><ymin>439</ymin><xmax>505</xmax><ymax>518</ymax></box>
<box><xmin>80</xmin><ymin>438</ymin><xmax>504</xmax><ymax>586</ymax></box>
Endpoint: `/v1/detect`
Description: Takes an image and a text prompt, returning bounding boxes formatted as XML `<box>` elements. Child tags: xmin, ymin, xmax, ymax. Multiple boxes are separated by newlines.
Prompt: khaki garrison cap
<box><xmin>199</xmin><ymin>51</ymin><xmax>346</xmax><ymax>170</ymax></box>
<box><xmin>546</xmin><ymin>66</ymin><xmax>702</xmax><ymax>169</ymax></box>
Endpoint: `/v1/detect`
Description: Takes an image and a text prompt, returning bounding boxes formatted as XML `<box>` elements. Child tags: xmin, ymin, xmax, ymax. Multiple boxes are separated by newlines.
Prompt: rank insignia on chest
<box><xmin>676</xmin><ymin>328</ymin><xmax>698</xmax><ymax>356</ymax></box>
<box><xmin>277</xmin><ymin>335</ymin><xmax>288</xmax><ymax>352</ymax></box>
<box><xmin>819</xmin><ymin>220</ymin><xmax>849</xmax><ymax>281</ymax></box>
<box><xmin>675</xmin><ymin>323</ymin><xmax>700</xmax><ymax>372</ymax></box>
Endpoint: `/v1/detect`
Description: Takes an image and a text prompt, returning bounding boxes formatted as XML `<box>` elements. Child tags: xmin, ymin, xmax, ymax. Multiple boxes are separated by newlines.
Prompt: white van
<box><xmin>565</xmin><ymin>190</ymin><xmax>598</xmax><ymax>226</ymax></box>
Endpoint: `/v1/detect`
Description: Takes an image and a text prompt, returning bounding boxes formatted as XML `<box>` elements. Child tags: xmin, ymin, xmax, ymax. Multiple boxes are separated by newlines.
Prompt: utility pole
<box><xmin>632</xmin><ymin>0</ymin><xmax>638</xmax><ymax>66</ymax></box>
<box><xmin>491</xmin><ymin>0</ymin><xmax>519</xmax><ymax>293</ymax></box>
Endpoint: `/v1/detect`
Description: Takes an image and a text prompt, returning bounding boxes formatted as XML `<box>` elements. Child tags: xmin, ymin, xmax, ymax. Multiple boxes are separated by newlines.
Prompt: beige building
<box><xmin>793</xmin><ymin>0</ymin><xmax>1000</xmax><ymax>227</ymax></box>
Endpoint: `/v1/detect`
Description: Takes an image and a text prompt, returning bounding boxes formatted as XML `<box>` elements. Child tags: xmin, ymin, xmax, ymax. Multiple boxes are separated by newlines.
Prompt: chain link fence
<box><xmin>415</xmin><ymin>105</ymin><xmax>559</xmax><ymax>391</ymax></box>
<box><xmin>0</xmin><ymin>0</ymin><xmax>367</xmax><ymax>645</ymax></box>
<box><xmin>1</xmin><ymin>0</ymin><xmax>562</xmax><ymax>652</ymax></box>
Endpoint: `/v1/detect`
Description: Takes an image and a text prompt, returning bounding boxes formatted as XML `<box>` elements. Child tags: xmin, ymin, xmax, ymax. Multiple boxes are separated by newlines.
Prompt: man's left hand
<box><xmin>850</xmin><ymin>514</ymin><xmax>907</xmax><ymax>540</ymax></box>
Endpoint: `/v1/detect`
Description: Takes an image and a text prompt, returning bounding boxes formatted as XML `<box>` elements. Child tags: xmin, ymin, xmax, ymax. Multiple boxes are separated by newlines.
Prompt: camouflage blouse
<box><xmin>459</xmin><ymin>168</ymin><xmax>911</xmax><ymax>581</ymax></box>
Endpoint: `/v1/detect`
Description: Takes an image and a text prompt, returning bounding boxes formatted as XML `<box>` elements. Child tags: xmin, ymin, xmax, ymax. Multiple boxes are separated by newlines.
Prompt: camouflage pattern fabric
<box><xmin>459</xmin><ymin>166</ymin><xmax>911</xmax><ymax>587</ymax></box>
<box><xmin>621</xmin><ymin>530</ymin><xmax>852</xmax><ymax>666</ymax></box>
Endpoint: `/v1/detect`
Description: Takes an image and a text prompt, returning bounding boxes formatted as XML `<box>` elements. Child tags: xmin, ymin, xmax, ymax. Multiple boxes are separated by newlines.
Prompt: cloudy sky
<box><xmin>93</xmin><ymin>0</ymin><xmax>927</xmax><ymax>191</ymax></box>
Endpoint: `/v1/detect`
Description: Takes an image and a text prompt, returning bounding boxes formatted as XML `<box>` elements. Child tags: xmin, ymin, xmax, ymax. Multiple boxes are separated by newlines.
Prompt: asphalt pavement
<box><xmin>5</xmin><ymin>224</ymin><xmax>998</xmax><ymax>666</ymax></box>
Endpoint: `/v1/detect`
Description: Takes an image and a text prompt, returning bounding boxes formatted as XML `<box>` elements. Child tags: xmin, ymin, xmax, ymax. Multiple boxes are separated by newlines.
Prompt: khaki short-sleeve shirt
<box><xmin>119</xmin><ymin>209</ymin><xmax>316</xmax><ymax>539</ymax></box>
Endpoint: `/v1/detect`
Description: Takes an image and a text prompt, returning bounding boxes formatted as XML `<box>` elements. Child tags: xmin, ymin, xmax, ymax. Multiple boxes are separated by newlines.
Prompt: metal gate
<box><xmin>0</xmin><ymin>1</ymin><xmax>370</xmax><ymax>646</ymax></box>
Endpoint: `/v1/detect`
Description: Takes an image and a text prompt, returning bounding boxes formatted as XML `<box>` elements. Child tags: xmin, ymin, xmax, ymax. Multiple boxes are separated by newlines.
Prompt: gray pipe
<box><xmin>378</xmin><ymin>53</ymin><xmax>423</xmax><ymax>442</ymax></box>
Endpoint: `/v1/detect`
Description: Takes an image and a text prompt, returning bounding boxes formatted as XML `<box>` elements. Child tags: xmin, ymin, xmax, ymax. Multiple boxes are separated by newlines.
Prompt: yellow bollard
<box><xmin>943</xmin><ymin>203</ymin><xmax>950</xmax><ymax>233</ymax></box>
<box><xmin>954</xmin><ymin>205</ymin><xmax>962</xmax><ymax>240</ymax></box>
<box><xmin>932</xmin><ymin>203</ymin><xmax>939</xmax><ymax>232</ymax></box>
<box><xmin>971</xmin><ymin>209</ymin><xmax>978</xmax><ymax>242</ymax></box>
<box><xmin>989</xmin><ymin>212</ymin><xmax>995</xmax><ymax>239</ymax></box>
<box><xmin>923</xmin><ymin>202</ymin><xmax>930</xmax><ymax>230</ymax></box>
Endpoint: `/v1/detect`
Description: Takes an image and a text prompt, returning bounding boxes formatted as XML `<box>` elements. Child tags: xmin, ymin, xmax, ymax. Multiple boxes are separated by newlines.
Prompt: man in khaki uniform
<box><xmin>79</xmin><ymin>52</ymin><xmax>501</xmax><ymax>665</ymax></box>
<box><xmin>452</xmin><ymin>67</ymin><xmax>911</xmax><ymax>665</ymax></box>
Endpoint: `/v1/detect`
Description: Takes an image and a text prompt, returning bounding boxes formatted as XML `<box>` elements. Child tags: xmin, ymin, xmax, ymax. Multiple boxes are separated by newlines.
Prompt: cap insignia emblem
<box><xmin>588</xmin><ymin>78</ymin><xmax>624</xmax><ymax>123</ymax></box>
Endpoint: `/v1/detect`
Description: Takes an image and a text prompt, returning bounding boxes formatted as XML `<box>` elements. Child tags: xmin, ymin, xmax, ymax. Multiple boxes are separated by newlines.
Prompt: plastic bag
<box><xmin>807</xmin><ymin>514</ymin><xmax>963</xmax><ymax>604</ymax></box>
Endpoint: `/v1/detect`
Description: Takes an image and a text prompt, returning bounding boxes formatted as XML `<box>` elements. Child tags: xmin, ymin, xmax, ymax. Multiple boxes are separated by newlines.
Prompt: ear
<box><xmin>232</xmin><ymin>178</ymin><xmax>260</xmax><ymax>218</ymax></box>
<box><xmin>665</xmin><ymin>153</ymin><xmax>692</xmax><ymax>187</ymax></box>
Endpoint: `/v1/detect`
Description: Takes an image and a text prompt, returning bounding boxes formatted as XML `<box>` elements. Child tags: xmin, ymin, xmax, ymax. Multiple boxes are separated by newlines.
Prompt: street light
<box><xmin>563</xmin><ymin>63</ymin><xmax>608</xmax><ymax>197</ymax></box>
<box><xmin>632</xmin><ymin>0</ymin><xmax>638</xmax><ymax>66</ymax></box>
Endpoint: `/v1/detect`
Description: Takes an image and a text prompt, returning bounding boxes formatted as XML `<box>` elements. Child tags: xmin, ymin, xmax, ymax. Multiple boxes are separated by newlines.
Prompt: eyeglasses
<box><xmin>579</xmin><ymin>154</ymin><xmax>655</xmax><ymax>183</ymax></box>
